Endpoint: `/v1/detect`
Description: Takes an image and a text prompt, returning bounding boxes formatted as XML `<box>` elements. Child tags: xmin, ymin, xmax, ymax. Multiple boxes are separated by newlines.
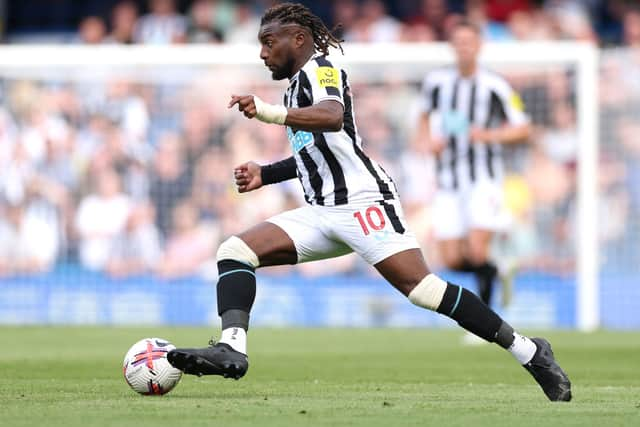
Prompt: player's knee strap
<box><xmin>216</xmin><ymin>236</ymin><xmax>260</xmax><ymax>268</ymax></box>
<box><xmin>407</xmin><ymin>274</ymin><xmax>448</xmax><ymax>311</ymax></box>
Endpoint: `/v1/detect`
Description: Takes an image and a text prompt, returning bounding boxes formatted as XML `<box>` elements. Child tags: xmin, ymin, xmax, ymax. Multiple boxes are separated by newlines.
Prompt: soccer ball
<box><xmin>123</xmin><ymin>337</ymin><xmax>182</xmax><ymax>395</ymax></box>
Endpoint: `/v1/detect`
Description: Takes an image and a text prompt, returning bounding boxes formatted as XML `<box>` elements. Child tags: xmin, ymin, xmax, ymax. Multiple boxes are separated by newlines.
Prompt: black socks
<box><xmin>217</xmin><ymin>259</ymin><xmax>256</xmax><ymax>330</ymax></box>
<box><xmin>437</xmin><ymin>281</ymin><xmax>514</xmax><ymax>347</ymax></box>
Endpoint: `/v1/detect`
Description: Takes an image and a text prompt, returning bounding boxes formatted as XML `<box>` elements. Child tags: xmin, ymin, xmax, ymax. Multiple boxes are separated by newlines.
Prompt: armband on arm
<box><xmin>260</xmin><ymin>156</ymin><xmax>297</xmax><ymax>185</ymax></box>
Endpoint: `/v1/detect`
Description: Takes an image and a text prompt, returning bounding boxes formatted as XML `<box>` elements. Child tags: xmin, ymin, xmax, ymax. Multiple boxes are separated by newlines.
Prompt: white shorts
<box><xmin>433</xmin><ymin>180</ymin><xmax>508</xmax><ymax>240</ymax></box>
<box><xmin>266</xmin><ymin>200</ymin><xmax>420</xmax><ymax>266</ymax></box>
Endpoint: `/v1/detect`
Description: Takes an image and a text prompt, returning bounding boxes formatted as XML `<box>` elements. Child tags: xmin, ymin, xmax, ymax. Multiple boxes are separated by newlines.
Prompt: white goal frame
<box><xmin>0</xmin><ymin>42</ymin><xmax>599</xmax><ymax>330</ymax></box>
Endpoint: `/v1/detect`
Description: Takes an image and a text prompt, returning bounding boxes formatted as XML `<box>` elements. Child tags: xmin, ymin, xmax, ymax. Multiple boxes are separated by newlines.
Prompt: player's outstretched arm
<box><xmin>229</xmin><ymin>95</ymin><xmax>343</xmax><ymax>132</ymax></box>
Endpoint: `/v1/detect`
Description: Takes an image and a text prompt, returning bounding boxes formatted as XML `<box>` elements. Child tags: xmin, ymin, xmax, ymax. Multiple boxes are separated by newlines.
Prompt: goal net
<box><xmin>0</xmin><ymin>43</ymin><xmax>618</xmax><ymax>330</ymax></box>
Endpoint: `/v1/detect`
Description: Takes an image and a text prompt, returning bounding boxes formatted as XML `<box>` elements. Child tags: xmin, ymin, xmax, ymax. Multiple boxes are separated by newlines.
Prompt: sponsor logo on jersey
<box><xmin>316</xmin><ymin>66</ymin><xmax>339</xmax><ymax>88</ymax></box>
<box><xmin>442</xmin><ymin>110</ymin><xmax>469</xmax><ymax>137</ymax></box>
<box><xmin>287</xmin><ymin>127</ymin><xmax>314</xmax><ymax>152</ymax></box>
<box><xmin>510</xmin><ymin>92</ymin><xmax>525</xmax><ymax>111</ymax></box>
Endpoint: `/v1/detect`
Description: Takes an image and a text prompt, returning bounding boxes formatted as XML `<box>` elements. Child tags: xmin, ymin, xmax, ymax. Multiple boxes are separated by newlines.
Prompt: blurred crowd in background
<box><xmin>0</xmin><ymin>0</ymin><xmax>638</xmax><ymax>280</ymax></box>
<box><xmin>3</xmin><ymin>0</ymin><xmax>640</xmax><ymax>46</ymax></box>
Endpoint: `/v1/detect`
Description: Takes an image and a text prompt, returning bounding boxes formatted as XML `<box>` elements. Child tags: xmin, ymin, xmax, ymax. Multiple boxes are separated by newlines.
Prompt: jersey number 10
<box><xmin>354</xmin><ymin>206</ymin><xmax>386</xmax><ymax>235</ymax></box>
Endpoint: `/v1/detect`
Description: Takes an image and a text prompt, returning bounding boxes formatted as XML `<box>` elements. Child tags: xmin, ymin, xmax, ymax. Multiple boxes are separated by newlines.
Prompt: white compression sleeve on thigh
<box><xmin>253</xmin><ymin>95</ymin><xmax>288</xmax><ymax>125</ymax></box>
<box><xmin>216</xmin><ymin>236</ymin><xmax>260</xmax><ymax>268</ymax></box>
<box><xmin>407</xmin><ymin>274</ymin><xmax>448</xmax><ymax>311</ymax></box>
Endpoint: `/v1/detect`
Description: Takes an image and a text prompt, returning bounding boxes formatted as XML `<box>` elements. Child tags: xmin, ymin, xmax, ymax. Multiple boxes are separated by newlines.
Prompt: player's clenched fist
<box><xmin>234</xmin><ymin>161</ymin><xmax>263</xmax><ymax>193</ymax></box>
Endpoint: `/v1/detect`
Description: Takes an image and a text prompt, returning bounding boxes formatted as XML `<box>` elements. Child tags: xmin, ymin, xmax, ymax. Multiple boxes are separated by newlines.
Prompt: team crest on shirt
<box><xmin>316</xmin><ymin>66</ymin><xmax>339</xmax><ymax>88</ymax></box>
<box><xmin>287</xmin><ymin>127</ymin><xmax>314</xmax><ymax>152</ymax></box>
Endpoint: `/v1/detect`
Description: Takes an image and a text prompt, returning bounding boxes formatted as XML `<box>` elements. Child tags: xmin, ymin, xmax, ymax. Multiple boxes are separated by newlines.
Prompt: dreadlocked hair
<box><xmin>261</xmin><ymin>2</ymin><xmax>344</xmax><ymax>55</ymax></box>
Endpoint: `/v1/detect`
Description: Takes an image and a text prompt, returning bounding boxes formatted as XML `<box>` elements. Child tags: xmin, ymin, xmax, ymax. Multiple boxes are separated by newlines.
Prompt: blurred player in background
<box><xmin>414</xmin><ymin>21</ymin><xmax>531</xmax><ymax>344</ymax></box>
<box><xmin>167</xmin><ymin>3</ymin><xmax>570</xmax><ymax>402</ymax></box>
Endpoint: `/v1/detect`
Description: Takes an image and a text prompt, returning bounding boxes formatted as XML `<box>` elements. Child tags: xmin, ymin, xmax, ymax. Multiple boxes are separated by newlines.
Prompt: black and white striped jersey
<box><xmin>419</xmin><ymin>66</ymin><xmax>529</xmax><ymax>190</ymax></box>
<box><xmin>283</xmin><ymin>54</ymin><xmax>398</xmax><ymax>207</ymax></box>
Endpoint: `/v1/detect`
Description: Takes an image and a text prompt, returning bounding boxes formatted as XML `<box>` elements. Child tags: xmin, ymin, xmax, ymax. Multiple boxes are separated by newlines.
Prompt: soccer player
<box><xmin>414</xmin><ymin>21</ymin><xmax>532</xmax><ymax>321</ymax></box>
<box><xmin>167</xmin><ymin>3</ymin><xmax>571</xmax><ymax>402</ymax></box>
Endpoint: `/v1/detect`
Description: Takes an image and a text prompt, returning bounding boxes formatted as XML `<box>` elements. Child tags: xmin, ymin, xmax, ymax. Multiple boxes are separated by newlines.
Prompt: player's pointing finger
<box><xmin>228</xmin><ymin>95</ymin><xmax>242</xmax><ymax>108</ymax></box>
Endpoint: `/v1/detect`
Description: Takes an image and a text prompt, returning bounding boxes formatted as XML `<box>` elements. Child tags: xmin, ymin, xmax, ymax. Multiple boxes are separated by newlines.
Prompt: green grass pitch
<box><xmin>1</xmin><ymin>327</ymin><xmax>638</xmax><ymax>427</ymax></box>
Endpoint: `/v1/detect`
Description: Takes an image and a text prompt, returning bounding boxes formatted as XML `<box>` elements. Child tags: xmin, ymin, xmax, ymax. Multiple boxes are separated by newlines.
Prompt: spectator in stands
<box><xmin>399</xmin><ymin>20</ymin><xmax>437</xmax><ymax>41</ymax></box>
<box><xmin>0</xmin><ymin>197</ymin><xmax>60</xmax><ymax>276</ymax></box>
<box><xmin>617</xmin><ymin>118</ymin><xmax>640</xmax><ymax>216</ymax></box>
<box><xmin>485</xmin><ymin>0</ymin><xmax>533</xmax><ymax>23</ymax></box>
<box><xmin>33</xmin><ymin>138</ymin><xmax>77</xmax><ymax>252</ymax></box>
<box><xmin>622</xmin><ymin>6</ymin><xmax>640</xmax><ymax>47</ymax></box>
<box><xmin>134</xmin><ymin>0</ymin><xmax>187</xmax><ymax>44</ymax></box>
<box><xmin>0</xmin><ymin>108</ymin><xmax>17</xmax><ymax>170</ymax></box>
<box><xmin>332</xmin><ymin>0</ymin><xmax>359</xmax><ymax>40</ymax></box>
<box><xmin>88</xmin><ymin>121</ymin><xmax>151</xmax><ymax>202</ymax></box>
<box><xmin>399</xmin><ymin>128</ymin><xmax>438</xmax><ymax>254</ymax></box>
<box><xmin>219</xmin><ymin>122</ymin><xmax>288</xmax><ymax>235</ymax></box>
<box><xmin>224</xmin><ymin>0</ymin><xmax>262</xmax><ymax>43</ymax></box>
<box><xmin>543</xmin><ymin>0</ymin><xmax>597</xmax><ymax>42</ymax></box>
<box><xmin>122</xmin><ymin>152</ymin><xmax>151</xmax><ymax>202</ymax></box>
<box><xmin>191</xmin><ymin>146</ymin><xmax>234</xmax><ymax>223</ymax></box>
<box><xmin>186</xmin><ymin>0</ymin><xmax>223</xmax><ymax>43</ymax></box>
<box><xmin>506</xmin><ymin>9</ymin><xmax>555</xmax><ymax>40</ymax></box>
<box><xmin>75</xmin><ymin>168</ymin><xmax>131</xmax><ymax>271</ymax></box>
<box><xmin>491</xmin><ymin>174</ymin><xmax>537</xmax><ymax>276</ymax></box>
<box><xmin>77</xmin><ymin>16</ymin><xmax>107</xmax><ymax>44</ymax></box>
<box><xmin>149</xmin><ymin>133</ymin><xmax>192</xmax><ymax>237</ymax></box>
<box><xmin>523</xmin><ymin>144</ymin><xmax>575</xmax><ymax>274</ymax></box>
<box><xmin>19</xmin><ymin>104</ymin><xmax>68</xmax><ymax>166</ymax></box>
<box><xmin>106</xmin><ymin>201</ymin><xmax>161</xmax><ymax>277</ymax></box>
<box><xmin>103</xmin><ymin>79</ymin><xmax>150</xmax><ymax>146</ymax></box>
<box><xmin>89</xmin><ymin>123</ymin><xmax>129</xmax><ymax>174</ymax></box>
<box><xmin>206</xmin><ymin>0</ymin><xmax>239</xmax><ymax>38</ymax></box>
<box><xmin>155</xmin><ymin>199</ymin><xmax>217</xmax><ymax>279</ymax></box>
<box><xmin>0</xmin><ymin>140</ymin><xmax>34</xmax><ymax>209</ymax></box>
<box><xmin>14</xmin><ymin>0</ymin><xmax>640</xmax><ymax>47</ymax></box>
<box><xmin>466</xmin><ymin>0</ymin><xmax>513</xmax><ymax>41</ymax></box>
<box><xmin>75</xmin><ymin>114</ymin><xmax>113</xmax><ymax>170</ymax></box>
<box><xmin>597</xmin><ymin>149</ymin><xmax>630</xmax><ymax>270</ymax></box>
<box><xmin>539</xmin><ymin>102</ymin><xmax>578</xmax><ymax>167</ymax></box>
<box><xmin>182</xmin><ymin>103</ymin><xmax>220</xmax><ymax>172</ymax></box>
<box><xmin>407</xmin><ymin>0</ymin><xmax>453</xmax><ymax>40</ymax></box>
<box><xmin>347</xmin><ymin>0</ymin><xmax>401</xmax><ymax>42</ymax></box>
<box><xmin>107</xmin><ymin>1</ymin><xmax>139</xmax><ymax>44</ymax></box>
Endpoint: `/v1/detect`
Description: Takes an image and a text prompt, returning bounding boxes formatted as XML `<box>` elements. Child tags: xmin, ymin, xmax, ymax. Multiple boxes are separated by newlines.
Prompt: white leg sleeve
<box><xmin>407</xmin><ymin>274</ymin><xmax>448</xmax><ymax>311</ymax></box>
<box><xmin>216</xmin><ymin>236</ymin><xmax>260</xmax><ymax>268</ymax></box>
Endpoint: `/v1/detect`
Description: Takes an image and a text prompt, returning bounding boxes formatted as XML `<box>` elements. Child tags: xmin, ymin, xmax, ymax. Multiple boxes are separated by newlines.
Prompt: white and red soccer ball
<box><xmin>123</xmin><ymin>338</ymin><xmax>182</xmax><ymax>395</ymax></box>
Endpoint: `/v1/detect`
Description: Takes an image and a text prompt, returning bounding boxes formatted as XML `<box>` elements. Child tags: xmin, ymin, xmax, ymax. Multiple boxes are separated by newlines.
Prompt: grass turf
<box><xmin>0</xmin><ymin>327</ymin><xmax>638</xmax><ymax>427</ymax></box>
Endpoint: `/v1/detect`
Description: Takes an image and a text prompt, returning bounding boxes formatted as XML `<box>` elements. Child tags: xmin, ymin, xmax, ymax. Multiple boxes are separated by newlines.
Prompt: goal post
<box><xmin>344</xmin><ymin>42</ymin><xmax>600</xmax><ymax>332</ymax></box>
<box><xmin>574</xmin><ymin>44</ymin><xmax>599</xmax><ymax>332</ymax></box>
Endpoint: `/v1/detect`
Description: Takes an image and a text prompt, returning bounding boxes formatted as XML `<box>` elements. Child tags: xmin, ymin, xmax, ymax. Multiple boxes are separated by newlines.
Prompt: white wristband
<box><xmin>253</xmin><ymin>95</ymin><xmax>288</xmax><ymax>125</ymax></box>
